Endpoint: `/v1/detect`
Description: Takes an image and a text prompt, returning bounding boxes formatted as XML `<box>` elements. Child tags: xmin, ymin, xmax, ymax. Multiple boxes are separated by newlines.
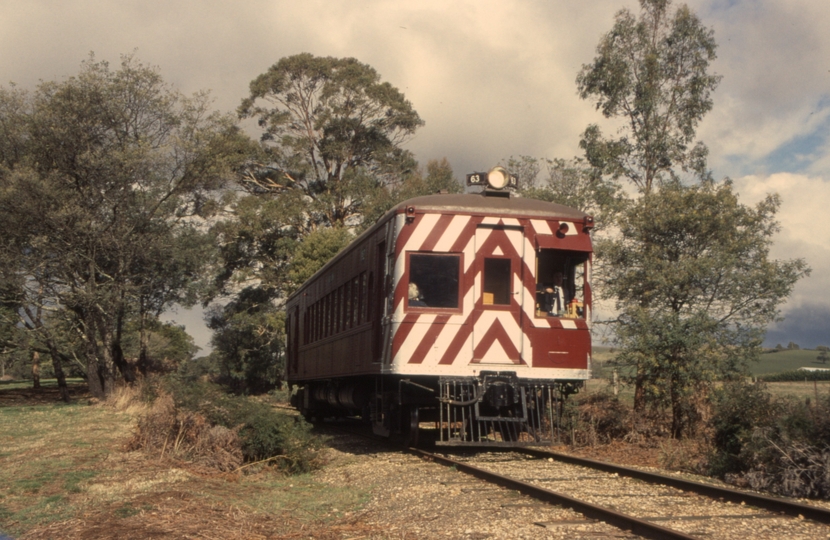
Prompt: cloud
<box><xmin>2</xmin><ymin>0</ymin><xmax>830</xmax><ymax>350</ymax></box>
<box><xmin>696</xmin><ymin>0</ymin><xmax>830</xmax><ymax>177</ymax></box>
<box><xmin>732</xmin><ymin>173</ymin><xmax>830</xmax><ymax>346</ymax></box>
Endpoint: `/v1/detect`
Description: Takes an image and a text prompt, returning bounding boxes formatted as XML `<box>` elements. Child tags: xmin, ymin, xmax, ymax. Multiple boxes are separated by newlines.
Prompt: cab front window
<box><xmin>408</xmin><ymin>253</ymin><xmax>461</xmax><ymax>309</ymax></box>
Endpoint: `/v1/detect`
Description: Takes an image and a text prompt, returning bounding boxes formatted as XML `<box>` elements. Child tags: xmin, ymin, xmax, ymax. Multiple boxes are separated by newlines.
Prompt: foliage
<box><xmin>708</xmin><ymin>381</ymin><xmax>830</xmax><ymax>498</ymax></box>
<box><xmin>121</xmin><ymin>320</ymin><xmax>200</xmax><ymax>374</ymax></box>
<box><xmin>207</xmin><ymin>288</ymin><xmax>287</xmax><ymax>393</ymax></box>
<box><xmin>165</xmin><ymin>380</ymin><xmax>322</xmax><ymax>473</ymax></box>
<box><xmin>600</xmin><ymin>180</ymin><xmax>809</xmax><ymax>436</ymax></box>
<box><xmin>576</xmin><ymin>0</ymin><xmax>721</xmax><ymax>193</ymax></box>
<box><xmin>564</xmin><ymin>390</ymin><xmax>631</xmax><ymax>446</ymax></box>
<box><xmin>759</xmin><ymin>370</ymin><xmax>830</xmax><ymax>382</ymax></box>
<box><xmin>0</xmin><ymin>53</ymin><xmax>250</xmax><ymax>398</ymax></box>
<box><xmin>513</xmin><ymin>155</ymin><xmax>627</xmax><ymax>232</ymax></box>
<box><xmin>285</xmin><ymin>227</ymin><xmax>354</xmax><ymax>295</ymax></box>
<box><xmin>238</xmin><ymin>53</ymin><xmax>424</xmax><ymax>229</ymax></box>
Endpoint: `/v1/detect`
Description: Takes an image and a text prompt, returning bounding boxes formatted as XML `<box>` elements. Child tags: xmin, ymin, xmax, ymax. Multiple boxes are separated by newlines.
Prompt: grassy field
<box><xmin>0</xmin><ymin>383</ymin><xmax>370</xmax><ymax>539</ymax></box>
<box><xmin>592</xmin><ymin>346</ymin><xmax>829</xmax><ymax>376</ymax></box>
<box><xmin>588</xmin><ymin>347</ymin><xmax>830</xmax><ymax>403</ymax></box>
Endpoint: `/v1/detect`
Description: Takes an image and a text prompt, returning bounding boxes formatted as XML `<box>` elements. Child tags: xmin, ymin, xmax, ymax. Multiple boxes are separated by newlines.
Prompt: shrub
<box><xmin>129</xmin><ymin>378</ymin><xmax>323</xmax><ymax>474</ymax></box>
<box><xmin>565</xmin><ymin>391</ymin><xmax>630</xmax><ymax>446</ymax></box>
<box><xmin>708</xmin><ymin>381</ymin><xmax>830</xmax><ymax>498</ymax></box>
<box><xmin>127</xmin><ymin>392</ymin><xmax>243</xmax><ymax>472</ymax></box>
<box><xmin>707</xmin><ymin>381</ymin><xmax>775</xmax><ymax>478</ymax></box>
<box><xmin>758</xmin><ymin>369</ymin><xmax>830</xmax><ymax>382</ymax></box>
<box><xmin>165</xmin><ymin>379</ymin><xmax>323</xmax><ymax>474</ymax></box>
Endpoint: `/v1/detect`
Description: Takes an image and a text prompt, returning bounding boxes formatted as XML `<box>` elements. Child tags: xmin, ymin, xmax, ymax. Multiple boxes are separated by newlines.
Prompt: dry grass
<box><xmin>125</xmin><ymin>392</ymin><xmax>244</xmax><ymax>472</ymax></box>
<box><xmin>0</xmin><ymin>383</ymin><xmax>372</xmax><ymax>539</ymax></box>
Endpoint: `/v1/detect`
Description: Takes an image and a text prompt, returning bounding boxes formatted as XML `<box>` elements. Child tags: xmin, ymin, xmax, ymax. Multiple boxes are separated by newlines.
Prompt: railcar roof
<box><xmin>391</xmin><ymin>192</ymin><xmax>590</xmax><ymax>220</ymax></box>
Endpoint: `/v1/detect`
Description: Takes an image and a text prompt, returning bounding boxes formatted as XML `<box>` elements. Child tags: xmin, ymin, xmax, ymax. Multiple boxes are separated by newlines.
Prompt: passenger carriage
<box><xmin>286</xmin><ymin>168</ymin><xmax>594</xmax><ymax>446</ymax></box>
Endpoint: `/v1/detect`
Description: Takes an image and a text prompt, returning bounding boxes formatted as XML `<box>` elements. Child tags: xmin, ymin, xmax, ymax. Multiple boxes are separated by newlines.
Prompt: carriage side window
<box><xmin>535</xmin><ymin>249</ymin><xmax>588</xmax><ymax>318</ymax></box>
<box><xmin>483</xmin><ymin>258</ymin><xmax>511</xmax><ymax>305</ymax></box>
<box><xmin>408</xmin><ymin>253</ymin><xmax>460</xmax><ymax>309</ymax></box>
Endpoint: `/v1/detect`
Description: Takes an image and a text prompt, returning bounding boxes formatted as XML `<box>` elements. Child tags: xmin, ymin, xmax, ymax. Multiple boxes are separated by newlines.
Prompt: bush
<box><xmin>707</xmin><ymin>381</ymin><xmax>775</xmax><ymax>478</ymax></box>
<box><xmin>130</xmin><ymin>378</ymin><xmax>323</xmax><ymax>474</ymax></box>
<box><xmin>708</xmin><ymin>381</ymin><xmax>830</xmax><ymax>498</ymax></box>
<box><xmin>165</xmin><ymin>379</ymin><xmax>323</xmax><ymax>473</ymax></box>
<box><xmin>565</xmin><ymin>391</ymin><xmax>630</xmax><ymax>446</ymax></box>
<box><xmin>127</xmin><ymin>392</ymin><xmax>243</xmax><ymax>472</ymax></box>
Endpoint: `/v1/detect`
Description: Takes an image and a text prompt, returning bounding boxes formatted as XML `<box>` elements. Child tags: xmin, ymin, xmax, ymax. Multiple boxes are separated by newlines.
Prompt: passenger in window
<box><xmin>537</xmin><ymin>272</ymin><xmax>567</xmax><ymax>316</ymax></box>
<box><xmin>408</xmin><ymin>283</ymin><xmax>427</xmax><ymax>307</ymax></box>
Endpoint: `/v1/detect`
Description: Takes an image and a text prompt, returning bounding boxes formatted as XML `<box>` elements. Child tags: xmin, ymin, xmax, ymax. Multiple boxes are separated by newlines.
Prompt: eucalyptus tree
<box><xmin>599</xmin><ymin>181</ymin><xmax>808</xmax><ymax>436</ymax></box>
<box><xmin>575</xmin><ymin>0</ymin><xmax>809</xmax><ymax>435</ymax></box>
<box><xmin>238</xmin><ymin>53</ymin><xmax>424</xmax><ymax>229</ymax></box>
<box><xmin>0</xmin><ymin>54</ymin><xmax>250</xmax><ymax>398</ymax></box>
<box><xmin>577</xmin><ymin>0</ymin><xmax>721</xmax><ymax>193</ymax></box>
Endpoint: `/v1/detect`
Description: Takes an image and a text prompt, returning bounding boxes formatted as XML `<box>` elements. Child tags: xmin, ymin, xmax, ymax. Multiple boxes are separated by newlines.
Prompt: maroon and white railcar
<box><xmin>286</xmin><ymin>172</ymin><xmax>594</xmax><ymax>446</ymax></box>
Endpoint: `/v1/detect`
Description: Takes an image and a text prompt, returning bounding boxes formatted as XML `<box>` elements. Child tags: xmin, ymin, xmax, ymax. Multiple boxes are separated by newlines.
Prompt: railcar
<box><xmin>286</xmin><ymin>167</ymin><xmax>594</xmax><ymax>446</ymax></box>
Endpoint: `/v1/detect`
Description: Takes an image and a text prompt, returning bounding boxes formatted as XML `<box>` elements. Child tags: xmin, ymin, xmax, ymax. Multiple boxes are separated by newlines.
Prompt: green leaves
<box><xmin>602</xmin><ymin>181</ymin><xmax>809</xmax><ymax>436</ymax></box>
<box><xmin>577</xmin><ymin>0</ymin><xmax>721</xmax><ymax>192</ymax></box>
<box><xmin>238</xmin><ymin>53</ymin><xmax>424</xmax><ymax>227</ymax></box>
<box><xmin>0</xmin><ymin>53</ymin><xmax>249</xmax><ymax>396</ymax></box>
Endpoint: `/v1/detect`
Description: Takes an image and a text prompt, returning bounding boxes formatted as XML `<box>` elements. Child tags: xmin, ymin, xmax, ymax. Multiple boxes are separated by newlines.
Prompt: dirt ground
<box><xmin>2</xmin><ymin>382</ymin><xmax>672</xmax><ymax>540</ymax></box>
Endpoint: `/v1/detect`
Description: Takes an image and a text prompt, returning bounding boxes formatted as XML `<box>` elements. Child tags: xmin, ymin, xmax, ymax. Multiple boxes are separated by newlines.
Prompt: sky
<box><xmin>2</xmin><ymin>0</ymin><xmax>828</xmax><ymax>351</ymax></box>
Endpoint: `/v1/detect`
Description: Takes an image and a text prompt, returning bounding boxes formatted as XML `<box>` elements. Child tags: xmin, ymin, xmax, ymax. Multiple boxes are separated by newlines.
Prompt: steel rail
<box><xmin>411</xmin><ymin>448</ymin><xmax>699</xmax><ymax>540</ymax></box>
<box><xmin>520</xmin><ymin>448</ymin><xmax>830</xmax><ymax>525</ymax></box>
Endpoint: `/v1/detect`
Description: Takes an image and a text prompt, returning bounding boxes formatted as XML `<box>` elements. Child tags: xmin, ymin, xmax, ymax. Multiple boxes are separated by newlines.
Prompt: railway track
<box><xmin>414</xmin><ymin>447</ymin><xmax>830</xmax><ymax>539</ymax></box>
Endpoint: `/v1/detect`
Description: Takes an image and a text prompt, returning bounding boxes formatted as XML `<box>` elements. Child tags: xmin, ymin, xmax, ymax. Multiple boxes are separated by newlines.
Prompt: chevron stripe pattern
<box><xmin>389</xmin><ymin>211</ymin><xmax>590</xmax><ymax>378</ymax></box>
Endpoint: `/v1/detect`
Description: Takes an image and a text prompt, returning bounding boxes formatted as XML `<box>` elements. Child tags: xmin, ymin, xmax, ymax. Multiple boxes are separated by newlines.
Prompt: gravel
<box><xmin>311</xmin><ymin>433</ymin><xmax>830</xmax><ymax>539</ymax></box>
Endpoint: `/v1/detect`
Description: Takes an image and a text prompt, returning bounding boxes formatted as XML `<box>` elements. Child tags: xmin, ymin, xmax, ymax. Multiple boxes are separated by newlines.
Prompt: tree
<box><xmin>207</xmin><ymin>288</ymin><xmax>286</xmax><ymax>393</ymax></box>
<box><xmin>0</xmin><ymin>54</ymin><xmax>250</xmax><ymax>399</ymax></box>
<box><xmin>600</xmin><ymin>180</ymin><xmax>809</xmax><ymax>436</ymax></box>
<box><xmin>514</xmin><ymin>155</ymin><xmax>626</xmax><ymax>232</ymax></box>
<box><xmin>576</xmin><ymin>0</ymin><xmax>721</xmax><ymax>193</ymax></box>
<box><xmin>238</xmin><ymin>53</ymin><xmax>424</xmax><ymax>229</ymax></box>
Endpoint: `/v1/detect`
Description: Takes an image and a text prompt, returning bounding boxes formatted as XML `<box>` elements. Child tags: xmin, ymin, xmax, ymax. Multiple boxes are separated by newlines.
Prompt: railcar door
<box><xmin>472</xmin><ymin>222</ymin><xmax>526</xmax><ymax>365</ymax></box>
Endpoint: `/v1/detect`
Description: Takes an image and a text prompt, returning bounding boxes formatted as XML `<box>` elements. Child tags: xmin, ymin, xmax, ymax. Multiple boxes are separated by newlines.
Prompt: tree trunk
<box><xmin>633</xmin><ymin>366</ymin><xmax>646</xmax><ymax>413</ymax></box>
<box><xmin>45</xmin><ymin>340</ymin><xmax>70</xmax><ymax>403</ymax></box>
<box><xmin>31</xmin><ymin>350</ymin><xmax>41</xmax><ymax>389</ymax></box>
<box><xmin>83</xmin><ymin>317</ymin><xmax>106</xmax><ymax>399</ymax></box>
<box><xmin>138</xmin><ymin>297</ymin><xmax>149</xmax><ymax>376</ymax></box>
<box><xmin>670</xmin><ymin>374</ymin><xmax>683</xmax><ymax>439</ymax></box>
<box><xmin>112</xmin><ymin>308</ymin><xmax>135</xmax><ymax>384</ymax></box>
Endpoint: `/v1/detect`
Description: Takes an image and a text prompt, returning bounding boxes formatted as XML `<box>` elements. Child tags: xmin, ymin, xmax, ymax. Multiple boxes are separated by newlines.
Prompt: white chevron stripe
<box><xmin>478</xmin><ymin>338</ymin><xmax>511</xmax><ymax>364</ymax></box>
<box><xmin>433</xmin><ymin>215</ymin><xmax>471</xmax><ymax>253</ymax></box>
<box><xmin>562</xmin><ymin>221</ymin><xmax>578</xmax><ymax>236</ymax></box>
<box><xmin>531</xmin><ymin>219</ymin><xmax>552</xmax><ymax>235</ymax></box>
<box><xmin>473</xmin><ymin>311</ymin><xmax>522</xmax><ymax>352</ymax></box>
<box><xmin>421</xmin><ymin>318</ymin><xmax>469</xmax><ymax>366</ymax></box>
<box><xmin>395</xmin><ymin>213</ymin><xmax>441</xmax><ymax>272</ymax></box>
<box><xmin>392</xmin><ymin>313</ymin><xmax>437</xmax><ymax>365</ymax></box>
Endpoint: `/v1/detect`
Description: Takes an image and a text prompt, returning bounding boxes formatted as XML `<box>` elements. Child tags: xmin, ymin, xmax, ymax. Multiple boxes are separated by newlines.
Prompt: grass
<box><xmin>587</xmin><ymin>347</ymin><xmax>830</xmax><ymax>404</ymax></box>
<box><xmin>0</xmin><ymin>383</ymin><xmax>373</xmax><ymax>539</ymax></box>
<box><xmin>592</xmin><ymin>346</ymin><xmax>830</xmax><ymax>377</ymax></box>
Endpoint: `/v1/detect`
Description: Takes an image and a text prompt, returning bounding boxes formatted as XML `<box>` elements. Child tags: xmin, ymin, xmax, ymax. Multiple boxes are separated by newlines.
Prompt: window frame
<box><xmin>405</xmin><ymin>251</ymin><xmax>464</xmax><ymax>314</ymax></box>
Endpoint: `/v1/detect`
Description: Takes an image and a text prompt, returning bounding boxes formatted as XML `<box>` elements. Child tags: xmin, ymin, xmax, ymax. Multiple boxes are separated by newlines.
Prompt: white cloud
<box><xmin>3</xmin><ymin>0</ymin><xmax>830</xmax><ymax>347</ymax></box>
